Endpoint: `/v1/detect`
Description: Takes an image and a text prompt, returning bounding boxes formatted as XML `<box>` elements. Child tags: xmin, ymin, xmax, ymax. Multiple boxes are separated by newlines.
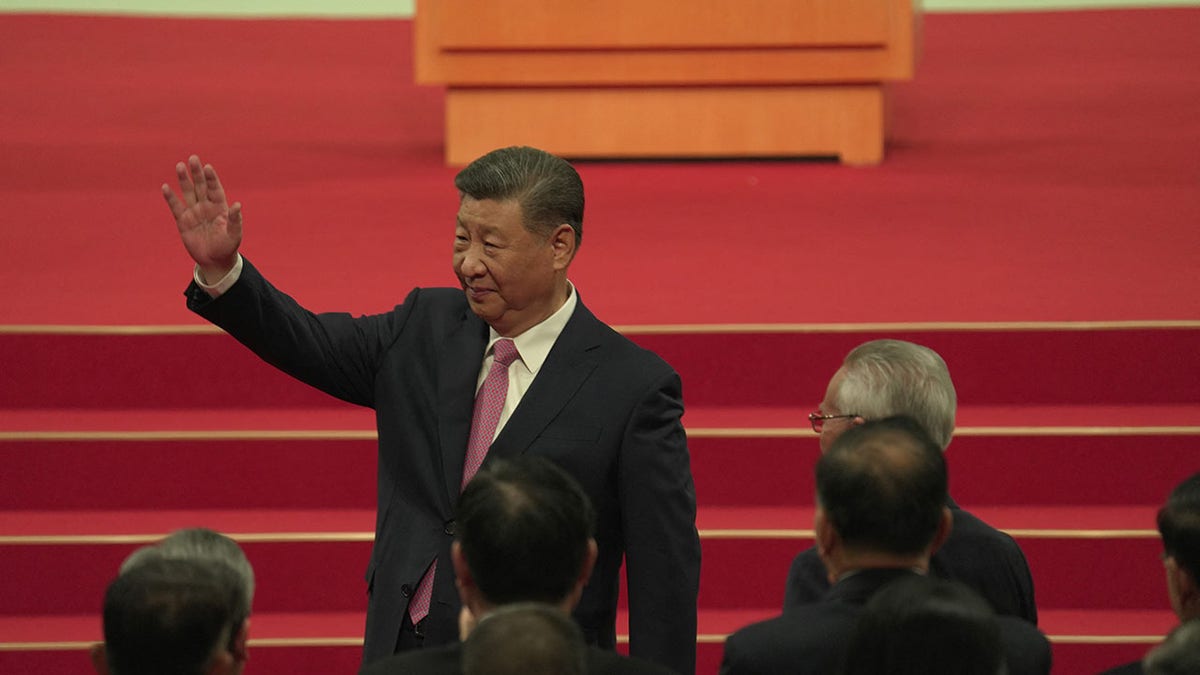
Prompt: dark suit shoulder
<box><xmin>1096</xmin><ymin>659</ymin><xmax>1144</xmax><ymax>675</ymax></box>
<box><xmin>936</xmin><ymin>506</ymin><xmax>1038</xmax><ymax>623</ymax></box>
<box><xmin>782</xmin><ymin>546</ymin><xmax>828</xmax><ymax>609</ymax></box>
<box><xmin>722</xmin><ymin>606</ymin><xmax>859</xmax><ymax>675</ymax></box>
<box><xmin>358</xmin><ymin>643</ymin><xmax>462</xmax><ymax>675</ymax></box>
<box><xmin>995</xmin><ymin>615</ymin><xmax>1052</xmax><ymax>675</ymax></box>
<box><xmin>586</xmin><ymin>646</ymin><xmax>677</xmax><ymax>675</ymax></box>
<box><xmin>564</xmin><ymin>300</ymin><xmax>675</xmax><ymax>373</ymax></box>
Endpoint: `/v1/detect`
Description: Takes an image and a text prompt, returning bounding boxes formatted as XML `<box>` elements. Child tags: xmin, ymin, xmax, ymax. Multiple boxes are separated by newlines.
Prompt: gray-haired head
<box><xmin>99</xmin><ymin>557</ymin><xmax>243</xmax><ymax>675</ymax></box>
<box><xmin>834</xmin><ymin>339</ymin><xmax>958</xmax><ymax>450</ymax></box>
<box><xmin>462</xmin><ymin>602</ymin><xmax>587</xmax><ymax>675</ymax></box>
<box><xmin>454</xmin><ymin>146</ymin><xmax>584</xmax><ymax>246</ymax></box>
<box><xmin>120</xmin><ymin>528</ymin><xmax>254</xmax><ymax>620</ymax></box>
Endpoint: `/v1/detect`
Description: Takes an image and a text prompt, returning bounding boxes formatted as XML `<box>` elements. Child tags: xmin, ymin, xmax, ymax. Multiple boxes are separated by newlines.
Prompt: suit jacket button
<box><xmin>443</xmin><ymin>519</ymin><xmax>455</xmax><ymax>536</ymax></box>
<box><xmin>401</xmin><ymin>584</ymin><xmax>412</xmax><ymax>598</ymax></box>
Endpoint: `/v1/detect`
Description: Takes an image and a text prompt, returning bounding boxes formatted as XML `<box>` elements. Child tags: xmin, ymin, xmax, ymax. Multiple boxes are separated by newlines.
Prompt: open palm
<box><xmin>162</xmin><ymin>155</ymin><xmax>243</xmax><ymax>279</ymax></box>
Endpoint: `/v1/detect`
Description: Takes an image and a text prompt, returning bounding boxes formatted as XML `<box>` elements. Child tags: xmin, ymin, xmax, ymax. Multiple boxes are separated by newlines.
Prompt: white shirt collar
<box><xmin>485</xmin><ymin>281</ymin><xmax>578</xmax><ymax>376</ymax></box>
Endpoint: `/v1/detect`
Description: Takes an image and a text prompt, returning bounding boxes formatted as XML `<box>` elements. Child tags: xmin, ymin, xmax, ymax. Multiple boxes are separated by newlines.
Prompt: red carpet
<box><xmin>0</xmin><ymin>10</ymin><xmax>1198</xmax><ymax>326</ymax></box>
<box><xmin>2</xmin><ymin>8</ymin><xmax>1199</xmax><ymax>675</ymax></box>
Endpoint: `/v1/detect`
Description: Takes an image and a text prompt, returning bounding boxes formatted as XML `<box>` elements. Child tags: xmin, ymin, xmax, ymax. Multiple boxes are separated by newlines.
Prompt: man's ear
<box><xmin>89</xmin><ymin>643</ymin><xmax>109</xmax><ymax>675</ymax></box>
<box><xmin>578</xmin><ymin>539</ymin><xmax>599</xmax><ymax>590</ymax></box>
<box><xmin>814</xmin><ymin>506</ymin><xmax>842</xmax><ymax>585</ymax></box>
<box><xmin>1176</xmin><ymin>566</ymin><xmax>1200</xmax><ymax>618</ymax></box>
<box><xmin>549</xmin><ymin>224</ymin><xmax>577</xmax><ymax>269</ymax></box>
<box><xmin>929</xmin><ymin>507</ymin><xmax>954</xmax><ymax>555</ymax></box>
<box><xmin>814</xmin><ymin>507</ymin><xmax>836</xmax><ymax>557</ymax></box>
<box><xmin>451</xmin><ymin>542</ymin><xmax>475</xmax><ymax>606</ymax></box>
<box><xmin>207</xmin><ymin>620</ymin><xmax>249</xmax><ymax>675</ymax></box>
<box><xmin>231</xmin><ymin>619</ymin><xmax>249</xmax><ymax>663</ymax></box>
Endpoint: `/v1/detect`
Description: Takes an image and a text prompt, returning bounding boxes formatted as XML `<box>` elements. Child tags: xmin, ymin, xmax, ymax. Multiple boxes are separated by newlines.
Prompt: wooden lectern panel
<box><xmin>414</xmin><ymin>0</ymin><xmax>918</xmax><ymax>164</ymax></box>
<box><xmin>416</xmin><ymin>0</ymin><xmax>917</xmax><ymax>86</ymax></box>
<box><xmin>444</xmin><ymin>86</ymin><xmax>886</xmax><ymax>166</ymax></box>
<box><xmin>432</xmin><ymin>0</ymin><xmax>889</xmax><ymax>49</ymax></box>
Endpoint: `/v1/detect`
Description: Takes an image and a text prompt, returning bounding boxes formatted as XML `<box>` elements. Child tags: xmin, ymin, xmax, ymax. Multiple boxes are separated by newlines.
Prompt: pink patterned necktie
<box><xmin>408</xmin><ymin>338</ymin><xmax>520</xmax><ymax>626</ymax></box>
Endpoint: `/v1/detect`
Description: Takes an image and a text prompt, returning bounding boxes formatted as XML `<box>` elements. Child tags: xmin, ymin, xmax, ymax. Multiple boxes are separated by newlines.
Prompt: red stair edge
<box><xmin>3</xmin><ymin>404</ymin><xmax>1200</xmax><ymax>434</ymax></box>
<box><xmin>0</xmin><ymin>505</ymin><xmax>1163</xmax><ymax>539</ymax></box>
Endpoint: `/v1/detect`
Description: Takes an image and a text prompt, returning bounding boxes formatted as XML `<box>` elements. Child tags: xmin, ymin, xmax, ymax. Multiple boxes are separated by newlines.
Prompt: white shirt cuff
<box><xmin>193</xmin><ymin>254</ymin><xmax>244</xmax><ymax>298</ymax></box>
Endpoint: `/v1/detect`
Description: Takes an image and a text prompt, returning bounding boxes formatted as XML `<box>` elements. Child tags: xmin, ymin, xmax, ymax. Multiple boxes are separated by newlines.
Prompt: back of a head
<box><xmin>461</xmin><ymin>602</ymin><xmax>587</xmax><ymax>675</ymax></box>
<box><xmin>120</xmin><ymin>527</ymin><xmax>255</xmax><ymax>620</ymax></box>
<box><xmin>836</xmin><ymin>340</ymin><xmax>957</xmax><ymax>450</ymax></box>
<box><xmin>102</xmin><ymin>557</ymin><xmax>242</xmax><ymax>675</ymax></box>
<box><xmin>1158</xmin><ymin>472</ymin><xmax>1200</xmax><ymax>591</ymax></box>
<box><xmin>816</xmin><ymin>416</ymin><xmax>949</xmax><ymax>556</ymax></box>
<box><xmin>842</xmin><ymin>575</ymin><xmax>1004</xmax><ymax>675</ymax></box>
<box><xmin>454</xmin><ymin>145</ymin><xmax>584</xmax><ymax>244</ymax></box>
<box><xmin>1143</xmin><ymin>619</ymin><xmax>1200</xmax><ymax>675</ymax></box>
<box><xmin>457</xmin><ymin>456</ymin><xmax>596</xmax><ymax>605</ymax></box>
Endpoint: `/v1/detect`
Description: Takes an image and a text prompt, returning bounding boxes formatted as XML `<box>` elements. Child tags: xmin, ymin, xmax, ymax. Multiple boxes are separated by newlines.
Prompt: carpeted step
<box><xmin>4</xmin><ymin>326</ymin><xmax>1198</xmax><ymax>410</ymax></box>
<box><xmin>4</xmin><ymin>406</ymin><xmax>1196</xmax><ymax>509</ymax></box>
<box><xmin>0</xmin><ymin>506</ymin><xmax>1168</xmax><ymax>615</ymax></box>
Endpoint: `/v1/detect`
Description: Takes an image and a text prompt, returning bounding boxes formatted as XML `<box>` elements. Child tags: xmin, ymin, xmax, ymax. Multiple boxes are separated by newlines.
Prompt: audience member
<box><xmin>1142</xmin><ymin>619</ymin><xmax>1200</xmax><ymax>675</ymax></box>
<box><xmin>91</xmin><ymin>557</ymin><xmax>246</xmax><ymax>675</ymax></box>
<box><xmin>360</xmin><ymin>456</ymin><xmax>673</xmax><ymax>675</ymax></box>
<box><xmin>720</xmin><ymin>416</ymin><xmax>1050</xmax><ymax>675</ymax></box>
<box><xmin>841</xmin><ymin>575</ymin><xmax>1004</xmax><ymax>675</ymax></box>
<box><xmin>461</xmin><ymin>602</ymin><xmax>587</xmax><ymax>675</ymax></box>
<box><xmin>1100</xmin><ymin>471</ymin><xmax>1200</xmax><ymax>674</ymax></box>
<box><xmin>786</xmin><ymin>339</ymin><xmax>1037</xmax><ymax>623</ymax></box>
<box><xmin>119</xmin><ymin>527</ymin><xmax>255</xmax><ymax>622</ymax></box>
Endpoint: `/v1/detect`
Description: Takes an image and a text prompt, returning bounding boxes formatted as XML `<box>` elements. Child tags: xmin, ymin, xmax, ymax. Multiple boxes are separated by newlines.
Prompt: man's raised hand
<box><xmin>162</xmin><ymin>155</ymin><xmax>242</xmax><ymax>283</ymax></box>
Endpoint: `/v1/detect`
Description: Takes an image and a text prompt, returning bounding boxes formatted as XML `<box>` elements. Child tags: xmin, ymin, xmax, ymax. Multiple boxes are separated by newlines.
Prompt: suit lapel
<box><xmin>436</xmin><ymin>309</ymin><xmax>489</xmax><ymax>506</ymax></box>
<box><xmin>488</xmin><ymin>301</ymin><xmax>604</xmax><ymax>461</ymax></box>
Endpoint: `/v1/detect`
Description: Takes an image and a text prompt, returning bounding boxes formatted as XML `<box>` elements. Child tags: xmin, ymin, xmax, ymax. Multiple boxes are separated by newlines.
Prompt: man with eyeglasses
<box><xmin>1099</xmin><ymin>471</ymin><xmax>1200</xmax><ymax>674</ymax></box>
<box><xmin>784</xmin><ymin>339</ymin><xmax>1038</xmax><ymax>624</ymax></box>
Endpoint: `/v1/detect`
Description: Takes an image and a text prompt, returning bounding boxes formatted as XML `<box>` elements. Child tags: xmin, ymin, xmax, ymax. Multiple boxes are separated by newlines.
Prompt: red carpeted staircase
<box><xmin>3</xmin><ymin>7</ymin><xmax>1200</xmax><ymax>675</ymax></box>
<box><xmin>2</xmin><ymin>324</ymin><xmax>1197</xmax><ymax>673</ymax></box>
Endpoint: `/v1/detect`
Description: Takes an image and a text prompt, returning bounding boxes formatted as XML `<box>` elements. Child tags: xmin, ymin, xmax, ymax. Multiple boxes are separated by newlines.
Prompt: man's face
<box><xmin>453</xmin><ymin>196</ymin><xmax>565</xmax><ymax>337</ymax></box>
<box><xmin>818</xmin><ymin>368</ymin><xmax>856</xmax><ymax>453</ymax></box>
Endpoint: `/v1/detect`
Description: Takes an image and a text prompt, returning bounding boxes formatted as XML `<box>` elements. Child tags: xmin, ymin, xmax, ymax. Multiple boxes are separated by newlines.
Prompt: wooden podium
<box><xmin>414</xmin><ymin>1</ymin><xmax>920</xmax><ymax>165</ymax></box>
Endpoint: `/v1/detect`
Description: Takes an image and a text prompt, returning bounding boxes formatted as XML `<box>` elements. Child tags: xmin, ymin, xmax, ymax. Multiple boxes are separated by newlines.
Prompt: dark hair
<box><xmin>454</xmin><ymin>146</ymin><xmax>584</xmax><ymax>244</ymax></box>
<box><xmin>457</xmin><ymin>456</ymin><xmax>596</xmax><ymax>605</ymax></box>
<box><xmin>1144</xmin><ymin>618</ymin><xmax>1200</xmax><ymax>675</ymax></box>
<box><xmin>462</xmin><ymin>602</ymin><xmax>587</xmax><ymax>675</ymax></box>
<box><xmin>1159</xmin><ymin>471</ymin><xmax>1200</xmax><ymax>582</ymax></box>
<box><xmin>816</xmin><ymin>416</ymin><xmax>948</xmax><ymax>555</ymax></box>
<box><xmin>102</xmin><ymin>558</ymin><xmax>243</xmax><ymax>675</ymax></box>
<box><xmin>842</xmin><ymin>575</ymin><xmax>1004</xmax><ymax>675</ymax></box>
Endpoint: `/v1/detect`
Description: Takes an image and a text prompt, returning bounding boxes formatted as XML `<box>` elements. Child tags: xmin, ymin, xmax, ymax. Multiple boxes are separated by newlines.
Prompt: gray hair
<box><xmin>120</xmin><ymin>528</ymin><xmax>254</xmax><ymax>620</ymax></box>
<box><xmin>463</xmin><ymin>602</ymin><xmax>586</xmax><ymax>675</ymax></box>
<box><xmin>834</xmin><ymin>339</ymin><xmax>957</xmax><ymax>450</ymax></box>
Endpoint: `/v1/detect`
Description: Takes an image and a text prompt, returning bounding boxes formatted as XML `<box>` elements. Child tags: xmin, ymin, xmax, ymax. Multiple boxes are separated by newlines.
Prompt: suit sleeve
<box><xmin>185</xmin><ymin>257</ymin><xmax>414</xmax><ymax>407</ymax></box>
<box><xmin>782</xmin><ymin>547</ymin><xmax>830</xmax><ymax>610</ymax></box>
<box><xmin>619</xmin><ymin>368</ymin><xmax>701</xmax><ymax>674</ymax></box>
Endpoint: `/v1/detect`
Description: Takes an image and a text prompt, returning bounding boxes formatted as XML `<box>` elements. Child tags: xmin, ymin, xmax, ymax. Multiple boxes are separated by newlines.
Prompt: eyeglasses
<box><xmin>808</xmin><ymin>411</ymin><xmax>858</xmax><ymax>433</ymax></box>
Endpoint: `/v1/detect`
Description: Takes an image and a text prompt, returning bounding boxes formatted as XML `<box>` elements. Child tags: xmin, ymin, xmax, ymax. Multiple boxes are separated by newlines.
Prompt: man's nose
<box><xmin>457</xmin><ymin>248</ymin><xmax>486</xmax><ymax>277</ymax></box>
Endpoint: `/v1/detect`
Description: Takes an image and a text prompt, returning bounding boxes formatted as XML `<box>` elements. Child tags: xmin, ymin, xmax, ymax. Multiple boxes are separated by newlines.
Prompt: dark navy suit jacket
<box><xmin>188</xmin><ymin>259</ymin><xmax>701</xmax><ymax>673</ymax></box>
<box><xmin>783</xmin><ymin>499</ymin><xmax>1038</xmax><ymax>624</ymax></box>
<box><xmin>723</xmin><ymin>568</ymin><xmax>1051</xmax><ymax>675</ymax></box>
